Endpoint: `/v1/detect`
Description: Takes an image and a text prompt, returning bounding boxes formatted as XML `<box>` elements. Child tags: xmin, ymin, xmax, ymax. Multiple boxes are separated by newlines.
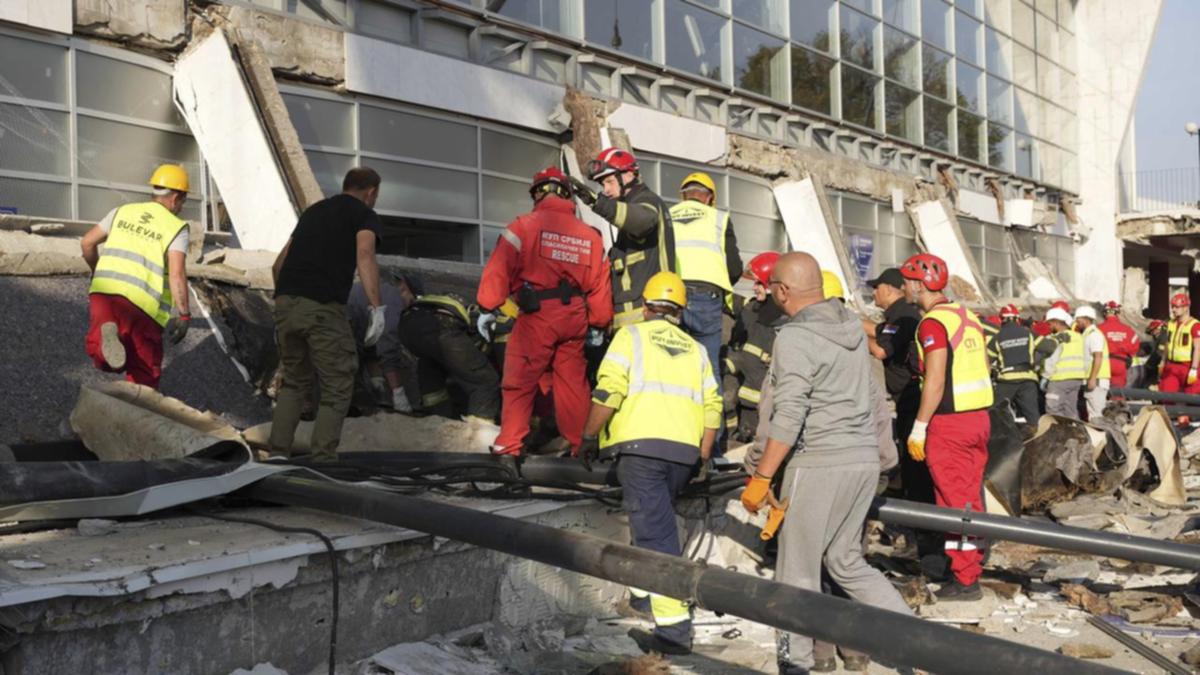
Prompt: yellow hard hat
<box><xmin>643</xmin><ymin>271</ymin><xmax>688</xmax><ymax>309</ymax></box>
<box><xmin>679</xmin><ymin>172</ymin><xmax>716</xmax><ymax>197</ymax></box>
<box><xmin>822</xmin><ymin>270</ymin><xmax>845</xmax><ymax>300</ymax></box>
<box><xmin>149</xmin><ymin>164</ymin><xmax>190</xmax><ymax>193</ymax></box>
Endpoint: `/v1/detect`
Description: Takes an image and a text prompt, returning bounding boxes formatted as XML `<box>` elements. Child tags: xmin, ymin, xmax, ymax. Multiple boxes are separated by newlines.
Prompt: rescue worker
<box><xmin>742</xmin><ymin>252</ymin><xmax>912</xmax><ymax>674</ymax></box>
<box><xmin>988</xmin><ymin>303</ymin><xmax>1040</xmax><ymax>424</ymax></box>
<box><xmin>348</xmin><ymin>271</ymin><xmax>422</xmax><ymax>412</ymax></box>
<box><xmin>900</xmin><ymin>253</ymin><xmax>993</xmax><ymax>601</ymax></box>
<box><xmin>569</xmin><ymin>148</ymin><xmax>675</xmax><ymax>328</ymax></box>
<box><xmin>1160</xmin><ymin>293</ymin><xmax>1200</xmax><ymax>394</ymax></box>
<box><xmin>81</xmin><ymin>164</ymin><xmax>193</xmax><ymax>389</ymax></box>
<box><xmin>397</xmin><ymin>292</ymin><xmax>501</xmax><ymax>424</ymax></box>
<box><xmin>1039</xmin><ymin>307</ymin><xmax>1085</xmax><ymax>419</ymax></box>
<box><xmin>1139</xmin><ymin>319</ymin><xmax>1167</xmax><ymax>388</ymax></box>
<box><xmin>477</xmin><ymin>167</ymin><xmax>612</xmax><ymax>457</ymax></box>
<box><xmin>667</xmin><ymin>172</ymin><xmax>741</xmax><ymax>389</ymax></box>
<box><xmin>269</xmin><ymin>167</ymin><xmax>386</xmax><ymax>461</ymax></box>
<box><xmin>1074</xmin><ymin>305</ymin><xmax>1111</xmax><ymax>420</ymax></box>
<box><xmin>579</xmin><ymin>271</ymin><xmax>721</xmax><ymax>656</ymax></box>
<box><xmin>725</xmin><ymin>252</ymin><xmax>785</xmax><ymax>441</ymax></box>
<box><xmin>1100</xmin><ymin>301</ymin><xmax>1140</xmax><ymax>390</ymax></box>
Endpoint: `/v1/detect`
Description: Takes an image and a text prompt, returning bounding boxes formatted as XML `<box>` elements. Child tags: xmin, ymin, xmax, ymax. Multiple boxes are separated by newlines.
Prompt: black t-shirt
<box><xmin>875</xmin><ymin>299</ymin><xmax>922</xmax><ymax>398</ymax></box>
<box><xmin>275</xmin><ymin>194</ymin><xmax>381</xmax><ymax>304</ymax></box>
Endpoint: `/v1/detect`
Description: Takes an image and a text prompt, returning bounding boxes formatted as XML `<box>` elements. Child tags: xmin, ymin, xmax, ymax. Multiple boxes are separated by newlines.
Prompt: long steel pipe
<box><xmin>1111</xmin><ymin>387</ymin><xmax>1200</xmax><ymax>406</ymax></box>
<box><xmin>246</xmin><ymin>474</ymin><xmax>1123</xmax><ymax>675</ymax></box>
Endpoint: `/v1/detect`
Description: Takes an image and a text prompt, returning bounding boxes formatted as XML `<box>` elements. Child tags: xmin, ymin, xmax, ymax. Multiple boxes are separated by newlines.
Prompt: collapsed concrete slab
<box><xmin>909</xmin><ymin>198</ymin><xmax>989</xmax><ymax>305</ymax></box>
<box><xmin>74</xmin><ymin>0</ymin><xmax>187</xmax><ymax>51</ymax></box>
<box><xmin>0</xmin><ymin>230</ymin><xmax>89</xmax><ymax>276</ymax></box>
<box><xmin>242</xmin><ymin>413</ymin><xmax>501</xmax><ymax>455</ymax></box>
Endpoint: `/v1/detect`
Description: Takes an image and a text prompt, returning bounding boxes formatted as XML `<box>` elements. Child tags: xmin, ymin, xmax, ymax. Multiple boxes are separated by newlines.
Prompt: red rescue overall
<box><xmin>478</xmin><ymin>195</ymin><xmax>612</xmax><ymax>455</ymax></box>
<box><xmin>1100</xmin><ymin>315</ymin><xmax>1139</xmax><ymax>389</ymax></box>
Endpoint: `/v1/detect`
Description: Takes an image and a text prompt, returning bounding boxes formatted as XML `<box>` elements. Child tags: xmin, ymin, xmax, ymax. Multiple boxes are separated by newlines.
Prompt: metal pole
<box><xmin>245</xmin><ymin>475</ymin><xmax>1123</xmax><ymax>675</ymax></box>
<box><xmin>1110</xmin><ymin>387</ymin><xmax>1200</xmax><ymax>406</ymax></box>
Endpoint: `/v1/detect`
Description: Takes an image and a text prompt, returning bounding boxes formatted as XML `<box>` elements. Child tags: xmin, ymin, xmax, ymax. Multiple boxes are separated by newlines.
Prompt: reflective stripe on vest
<box><xmin>917</xmin><ymin>302</ymin><xmax>994</xmax><ymax>413</ymax></box>
<box><xmin>743</xmin><ymin>342</ymin><xmax>771</xmax><ymax>364</ymax></box>
<box><xmin>1082</xmin><ymin>325</ymin><xmax>1111</xmax><ymax>379</ymax></box>
<box><xmin>610</xmin><ymin>192</ymin><xmax>674</xmax><ymax>330</ymax></box>
<box><xmin>88</xmin><ymin>202</ymin><xmax>186</xmax><ymax>327</ymax></box>
<box><xmin>1167</xmin><ymin>318</ymin><xmax>1198</xmax><ymax>363</ymax></box>
<box><xmin>1048</xmin><ymin>330</ymin><xmax>1086</xmax><ymax>381</ymax></box>
<box><xmin>668</xmin><ymin>201</ymin><xmax>732</xmax><ymax>292</ymax></box>
<box><xmin>414</xmin><ymin>295</ymin><xmax>470</xmax><ymax>325</ymax></box>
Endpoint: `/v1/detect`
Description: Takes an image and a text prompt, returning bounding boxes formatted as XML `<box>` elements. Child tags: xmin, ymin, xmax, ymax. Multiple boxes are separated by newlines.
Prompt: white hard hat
<box><xmin>1074</xmin><ymin>305</ymin><xmax>1097</xmax><ymax>321</ymax></box>
<box><xmin>1046</xmin><ymin>307</ymin><xmax>1073</xmax><ymax>324</ymax></box>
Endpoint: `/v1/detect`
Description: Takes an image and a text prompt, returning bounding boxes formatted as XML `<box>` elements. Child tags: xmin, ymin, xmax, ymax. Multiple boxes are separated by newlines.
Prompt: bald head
<box><xmin>769</xmin><ymin>252</ymin><xmax>825</xmax><ymax>316</ymax></box>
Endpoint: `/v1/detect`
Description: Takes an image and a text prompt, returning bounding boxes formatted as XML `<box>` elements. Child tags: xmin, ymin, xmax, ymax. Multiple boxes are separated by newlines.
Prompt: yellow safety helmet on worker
<box><xmin>821</xmin><ymin>270</ymin><xmax>845</xmax><ymax>300</ymax></box>
<box><xmin>679</xmin><ymin>172</ymin><xmax>716</xmax><ymax>198</ymax></box>
<box><xmin>642</xmin><ymin>271</ymin><xmax>687</xmax><ymax>309</ymax></box>
<box><xmin>149</xmin><ymin>164</ymin><xmax>190</xmax><ymax>194</ymax></box>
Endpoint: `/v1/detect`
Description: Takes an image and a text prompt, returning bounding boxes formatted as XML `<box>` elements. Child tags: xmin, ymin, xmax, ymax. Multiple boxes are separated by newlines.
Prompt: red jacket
<box><xmin>477</xmin><ymin>196</ymin><xmax>613</xmax><ymax>328</ymax></box>
<box><xmin>1100</xmin><ymin>315</ymin><xmax>1140</xmax><ymax>360</ymax></box>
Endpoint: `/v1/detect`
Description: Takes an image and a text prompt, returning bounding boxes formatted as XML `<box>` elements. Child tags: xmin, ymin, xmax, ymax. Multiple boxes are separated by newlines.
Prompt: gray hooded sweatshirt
<box><xmin>766</xmin><ymin>298</ymin><xmax>880</xmax><ymax>468</ymax></box>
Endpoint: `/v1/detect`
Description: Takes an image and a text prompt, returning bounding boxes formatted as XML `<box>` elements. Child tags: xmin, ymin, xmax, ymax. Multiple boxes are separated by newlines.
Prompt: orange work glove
<box><xmin>741</xmin><ymin>474</ymin><xmax>772</xmax><ymax>514</ymax></box>
<box><xmin>1189</xmin><ymin>368</ymin><xmax>1198</xmax><ymax>386</ymax></box>
<box><xmin>907</xmin><ymin>419</ymin><xmax>928</xmax><ymax>462</ymax></box>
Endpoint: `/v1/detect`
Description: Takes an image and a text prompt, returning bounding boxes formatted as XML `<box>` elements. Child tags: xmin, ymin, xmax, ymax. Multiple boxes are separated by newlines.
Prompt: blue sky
<box><xmin>1135</xmin><ymin>0</ymin><xmax>1200</xmax><ymax>172</ymax></box>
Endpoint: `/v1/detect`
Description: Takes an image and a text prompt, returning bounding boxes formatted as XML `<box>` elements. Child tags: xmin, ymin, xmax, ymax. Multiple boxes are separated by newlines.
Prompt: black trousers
<box><xmin>398</xmin><ymin>310</ymin><xmax>500</xmax><ymax>420</ymax></box>
<box><xmin>894</xmin><ymin>385</ymin><xmax>940</xmax><ymax>557</ymax></box>
<box><xmin>995</xmin><ymin>379</ymin><xmax>1040</xmax><ymax>424</ymax></box>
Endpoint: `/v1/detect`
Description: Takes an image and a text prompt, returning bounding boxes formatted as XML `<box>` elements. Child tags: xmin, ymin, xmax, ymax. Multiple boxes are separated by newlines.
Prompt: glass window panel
<box><xmin>1035</xmin><ymin>12</ymin><xmax>1056</xmax><ymax>61</ymax></box>
<box><xmin>79</xmin><ymin>185</ymin><xmax>147</xmax><ymax>222</ymax></box>
<box><xmin>842</xmin><ymin>0</ymin><xmax>875</xmax><ymax>14</ymax></box>
<box><xmin>922</xmin><ymin>0</ymin><xmax>952</xmax><ymax>51</ymax></box>
<box><xmin>883</xmin><ymin>27</ymin><xmax>920</xmax><ymax>87</ymax></box>
<box><xmin>894</xmin><ymin>210</ymin><xmax>915</xmax><ymax>237</ymax></box>
<box><xmin>882</xmin><ymin>0</ymin><xmax>919</xmax><ymax>33</ymax></box>
<box><xmin>1037</xmin><ymin>58</ymin><xmax>1059</xmax><ymax>98</ymax></box>
<box><xmin>481</xmin><ymin>130</ymin><xmax>558</xmax><ymax>179</ymax></box>
<box><xmin>733</xmin><ymin>23</ymin><xmax>788</xmax><ymax>100</ymax></box>
<box><xmin>247</xmin><ymin>0</ymin><xmax>348</xmax><ymax>23</ymax></box>
<box><xmin>1036</xmin><ymin>0</ymin><xmax>1055</xmax><ymax>20</ymax></box>
<box><xmin>1012</xmin><ymin>42</ymin><xmax>1036</xmax><ymax>90</ymax></box>
<box><xmin>661</xmin><ymin>163</ymin><xmax>728</xmax><ymax>208</ymax></box>
<box><xmin>923</xmin><ymin>45</ymin><xmax>952</xmax><ymax>99</ymax></box>
<box><xmin>985</xmin><ymin>0</ymin><xmax>1011</xmax><ymax>33</ymax></box>
<box><xmin>1058</xmin><ymin>0</ymin><xmax>1074</xmax><ymax>32</ymax></box>
<box><xmin>482</xmin><ymin>224</ymin><xmax>505</xmax><ymax>261</ymax></box>
<box><xmin>1015</xmin><ymin>134</ymin><xmax>1035</xmax><ymax>177</ymax></box>
<box><xmin>423</xmin><ymin>19</ymin><xmax>470</xmax><ymax>59</ymax></box>
<box><xmin>985</xmin><ymin>222</ymin><xmax>1007</xmax><ymax>248</ymax></box>
<box><xmin>494</xmin><ymin>0</ymin><xmax>575</xmax><ymax>36</ymax></box>
<box><xmin>955</xmin><ymin>11</ymin><xmax>982</xmax><ymax>64</ymax></box>
<box><xmin>733</xmin><ymin>0</ymin><xmax>786</xmax><ymax>34</ymax></box>
<box><xmin>586</xmin><ymin>0</ymin><xmax>654</xmax><ymax>61</ymax></box>
<box><xmin>0</xmin><ymin>104</ymin><xmax>70</xmax><ymax>176</ymax></box>
<box><xmin>282</xmin><ymin>94</ymin><xmax>354</xmax><ymax>149</ymax></box>
<box><xmin>988</xmin><ymin>123</ymin><xmax>1013</xmax><ymax>170</ymax></box>
<box><xmin>961</xmin><ymin>0</ymin><xmax>984</xmax><ymax>18</ymax></box>
<box><xmin>730</xmin><ymin>177</ymin><xmax>777</xmax><ymax>217</ymax></box>
<box><xmin>957</xmin><ymin>110</ymin><xmax>984</xmax><ymax>161</ymax></box>
<box><xmin>667</xmin><ymin>0</ymin><xmax>725</xmax><ymax>82</ymax></box>
<box><xmin>841</xmin><ymin>198</ymin><xmax>877</xmax><ymax>229</ymax></box>
<box><xmin>732</xmin><ymin>213</ymin><xmax>787</xmax><ymax>253</ymax></box>
<box><xmin>304</xmin><ymin>150</ymin><xmax>355</xmax><ymax>198</ymax></box>
<box><xmin>1060</xmin><ymin>30</ymin><xmax>1075</xmax><ymax>72</ymax></box>
<box><xmin>960</xmin><ymin>218</ymin><xmax>984</xmax><ymax>245</ymax></box>
<box><xmin>76</xmin><ymin>53</ymin><xmax>180</xmax><ymax>127</ymax></box>
<box><xmin>482</xmin><ymin>175</ymin><xmax>532</xmax><ymax>223</ymax></box>
<box><xmin>1014</xmin><ymin>86</ymin><xmax>1038</xmax><ymax>135</ymax></box>
<box><xmin>885</xmin><ymin>83</ymin><xmax>921</xmax><ymax>142</ymax></box>
<box><xmin>956</xmin><ymin>62</ymin><xmax>983</xmax><ymax>113</ymax></box>
<box><xmin>360</xmin><ymin>106</ymin><xmax>476</xmax><ymax>166</ymax></box>
<box><xmin>987</xmin><ymin>75</ymin><xmax>1012</xmax><ymax>125</ymax></box>
<box><xmin>840</xmin><ymin>6</ymin><xmax>878</xmax><ymax>70</ymax></box>
<box><xmin>356</xmin><ymin>0</ymin><xmax>414</xmax><ymax>42</ymax></box>
<box><xmin>0</xmin><ymin>176</ymin><xmax>70</xmax><ymax>219</ymax></box>
<box><xmin>1012</xmin><ymin>0</ymin><xmax>1035</xmax><ymax>46</ymax></box>
<box><xmin>0</xmin><ymin>36</ymin><xmax>68</xmax><ymax>104</ymax></box>
<box><xmin>985</xmin><ymin>28</ymin><xmax>1011</xmax><ymax>81</ymax></box>
<box><xmin>77</xmin><ymin>116</ymin><xmax>199</xmax><ymax>186</ymax></box>
<box><xmin>373</xmin><ymin>159</ymin><xmax>477</xmax><ymax>219</ymax></box>
<box><xmin>924</xmin><ymin>96</ymin><xmax>953</xmax><ymax>152</ymax></box>
<box><xmin>791</xmin><ymin>47</ymin><xmax>835</xmax><ymax>115</ymax></box>
<box><xmin>841</xmin><ymin>66</ymin><xmax>879</xmax><ymax>129</ymax></box>
<box><xmin>790</xmin><ymin>0</ymin><xmax>835</xmax><ymax>52</ymax></box>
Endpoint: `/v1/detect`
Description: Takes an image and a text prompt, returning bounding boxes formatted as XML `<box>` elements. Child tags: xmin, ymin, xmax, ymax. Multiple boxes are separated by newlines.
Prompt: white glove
<box><xmin>586</xmin><ymin>327</ymin><xmax>605</xmax><ymax>347</ymax></box>
<box><xmin>908</xmin><ymin>419</ymin><xmax>928</xmax><ymax>443</ymax></box>
<box><xmin>392</xmin><ymin>386</ymin><xmax>413</xmax><ymax>413</ymax></box>
<box><xmin>477</xmin><ymin>312</ymin><xmax>497</xmax><ymax>340</ymax></box>
<box><xmin>364</xmin><ymin>305</ymin><xmax>386</xmax><ymax>347</ymax></box>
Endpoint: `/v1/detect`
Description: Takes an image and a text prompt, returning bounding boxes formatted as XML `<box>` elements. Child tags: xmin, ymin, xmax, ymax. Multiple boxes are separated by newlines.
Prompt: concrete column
<box><xmin>1149</xmin><ymin>260</ymin><xmax>1169</xmax><ymax>318</ymax></box>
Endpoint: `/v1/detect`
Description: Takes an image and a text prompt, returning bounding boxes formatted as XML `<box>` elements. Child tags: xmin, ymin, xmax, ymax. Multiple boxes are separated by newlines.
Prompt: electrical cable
<box><xmin>190</xmin><ymin>509</ymin><xmax>339</xmax><ymax>675</ymax></box>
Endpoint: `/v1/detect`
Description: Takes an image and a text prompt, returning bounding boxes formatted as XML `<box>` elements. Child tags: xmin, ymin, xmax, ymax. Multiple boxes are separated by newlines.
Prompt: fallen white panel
<box><xmin>1006</xmin><ymin>199</ymin><xmax>1035</xmax><ymax>227</ymax></box>
<box><xmin>774</xmin><ymin>179</ymin><xmax>849</xmax><ymax>291</ymax></box>
<box><xmin>911</xmin><ymin>200</ymin><xmax>981</xmax><ymax>291</ymax></box>
<box><xmin>345</xmin><ymin>34</ymin><xmax>564</xmax><ymax>133</ymax></box>
<box><xmin>607</xmin><ymin>104</ymin><xmax>725</xmax><ymax>164</ymax></box>
<box><xmin>958</xmin><ymin>189</ymin><xmax>1002</xmax><ymax>224</ymax></box>
<box><xmin>173</xmin><ymin>30</ymin><xmax>298</xmax><ymax>251</ymax></box>
<box><xmin>0</xmin><ymin>0</ymin><xmax>71</xmax><ymax>34</ymax></box>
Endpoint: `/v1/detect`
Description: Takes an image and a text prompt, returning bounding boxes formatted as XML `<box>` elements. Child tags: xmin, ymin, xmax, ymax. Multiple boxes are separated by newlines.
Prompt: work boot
<box><xmin>935</xmin><ymin>579</ymin><xmax>983</xmax><ymax>601</ymax></box>
<box><xmin>842</xmin><ymin>654</ymin><xmax>871</xmax><ymax>671</ymax></box>
<box><xmin>628</xmin><ymin>627</ymin><xmax>691</xmax><ymax>656</ymax></box>
<box><xmin>99</xmin><ymin>322</ymin><xmax>126</xmax><ymax>370</ymax></box>
<box><xmin>777</xmin><ymin>660</ymin><xmax>810</xmax><ymax>675</ymax></box>
<box><xmin>810</xmin><ymin>656</ymin><xmax>836</xmax><ymax>672</ymax></box>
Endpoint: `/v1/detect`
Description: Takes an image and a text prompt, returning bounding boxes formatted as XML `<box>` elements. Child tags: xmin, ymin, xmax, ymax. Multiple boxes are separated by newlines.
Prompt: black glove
<box><xmin>165</xmin><ymin>314</ymin><xmax>191</xmax><ymax>345</ymax></box>
<box><xmin>579</xmin><ymin>435</ymin><xmax>600</xmax><ymax>472</ymax></box>
<box><xmin>569</xmin><ymin>176</ymin><xmax>598</xmax><ymax>207</ymax></box>
<box><xmin>692</xmin><ymin>457</ymin><xmax>713</xmax><ymax>484</ymax></box>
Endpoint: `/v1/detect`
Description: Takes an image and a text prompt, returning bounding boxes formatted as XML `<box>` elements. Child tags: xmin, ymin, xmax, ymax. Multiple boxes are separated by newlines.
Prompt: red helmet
<box><xmin>1051</xmin><ymin>300</ymin><xmax>1071</xmax><ymax>313</ymax></box>
<box><xmin>1148</xmin><ymin>319</ymin><xmax>1166</xmax><ymax>332</ymax></box>
<box><xmin>1103</xmin><ymin>300</ymin><xmax>1120</xmax><ymax>313</ymax></box>
<box><xmin>744</xmin><ymin>251</ymin><xmax>781</xmax><ymax>286</ymax></box>
<box><xmin>587</xmin><ymin>147</ymin><xmax>638</xmax><ymax>181</ymax></box>
<box><xmin>530</xmin><ymin>166</ymin><xmax>571</xmax><ymax>201</ymax></box>
<box><xmin>999</xmin><ymin>303</ymin><xmax>1020</xmax><ymax>319</ymax></box>
<box><xmin>899</xmin><ymin>253</ymin><xmax>949</xmax><ymax>292</ymax></box>
<box><xmin>1171</xmin><ymin>293</ymin><xmax>1190</xmax><ymax>308</ymax></box>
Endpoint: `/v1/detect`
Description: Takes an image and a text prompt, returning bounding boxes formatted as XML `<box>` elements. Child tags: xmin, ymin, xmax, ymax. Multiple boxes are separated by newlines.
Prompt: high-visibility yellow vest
<box><xmin>1081</xmin><ymin>325</ymin><xmax>1111</xmax><ymax>379</ymax></box>
<box><xmin>593</xmin><ymin>318</ymin><xmax>721</xmax><ymax>464</ymax></box>
<box><xmin>89</xmin><ymin>202</ymin><xmax>186</xmax><ymax>327</ymax></box>
<box><xmin>412</xmin><ymin>294</ymin><xmax>471</xmax><ymax>325</ymax></box>
<box><xmin>668</xmin><ymin>200</ymin><xmax>732</xmax><ymax>293</ymax></box>
<box><xmin>916</xmin><ymin>302</ymin><xmax>994</xmax><ymax>414</ymax></box>
<box><xmin>1167</xmin><ymin>317</ymin><xmax>1199</xmax><ymax>363</ymax></box>
<box><xmin>1048</xmin><ymin>330</ymin><xmax>1087</xmax><ymax>381</ymax></box>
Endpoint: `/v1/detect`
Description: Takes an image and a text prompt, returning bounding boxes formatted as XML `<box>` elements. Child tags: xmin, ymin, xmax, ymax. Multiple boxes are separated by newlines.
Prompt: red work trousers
<box><xmin>494</xmin><ymin>299</ymin><xmax>589</xmax><ymax>455</ymax></box>
<box><xmin>85</xmin><ymin>293</ymin><xmax>164</xmax><ymax>389</ymax></box>
<box><xmin>926</xmin><ymin>409</ymin><xmax>990</xmax><ymax>586</ymax></box>
<box><xmin>1160</xmin><ymin>361</ymin><xmax>1200</xmax><ymax>394</ymax></box>
<box><xmin>1108</xmin><ymin>359</ymin><xmax>1128</xmax><ymax>389</ymax></box>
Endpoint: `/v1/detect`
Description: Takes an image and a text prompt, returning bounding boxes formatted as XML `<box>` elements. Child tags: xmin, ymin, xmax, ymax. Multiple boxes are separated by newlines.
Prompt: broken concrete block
<box><xmin>1181</xmin><ymin>641</ymin><xmax>1200</xmax><ymax>666</ymax></box>
<box><xmin>77</xmin><ymin>519</ymin><xmax>120</xmax><ymax>537</ymax></box>
<box><xmin>1061</xmin><ymin>584</ymin><xmax>1115</xmax><ymax>615</ymax></box>
<box><xmin>242</xmin><ymin>413</ymin><xmax>491</xmax><ymax>455</ymax></box>
<box><xmin>1058</xmin><ymin>643</ymin><xmax>1114</xmax><ymax>659</ymax></box>
<box><xmin>0</xmin><ymin>231</ymin><xmax>90</xmax><ymax>276</ymax></box>
<box><xmin>1044</xmin><ymin>560</ymin><xmax>1101</xmax><ymax>583</ymax></box>
<box><xmin>980</xmin><ymin>580</ymin><xmax>1021</xmax><ymax>600</ymax></box>
<box><xmin>215</xmin><ymin>5</ymin><xmax>344</xmax><ymax>84</ymax></box>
